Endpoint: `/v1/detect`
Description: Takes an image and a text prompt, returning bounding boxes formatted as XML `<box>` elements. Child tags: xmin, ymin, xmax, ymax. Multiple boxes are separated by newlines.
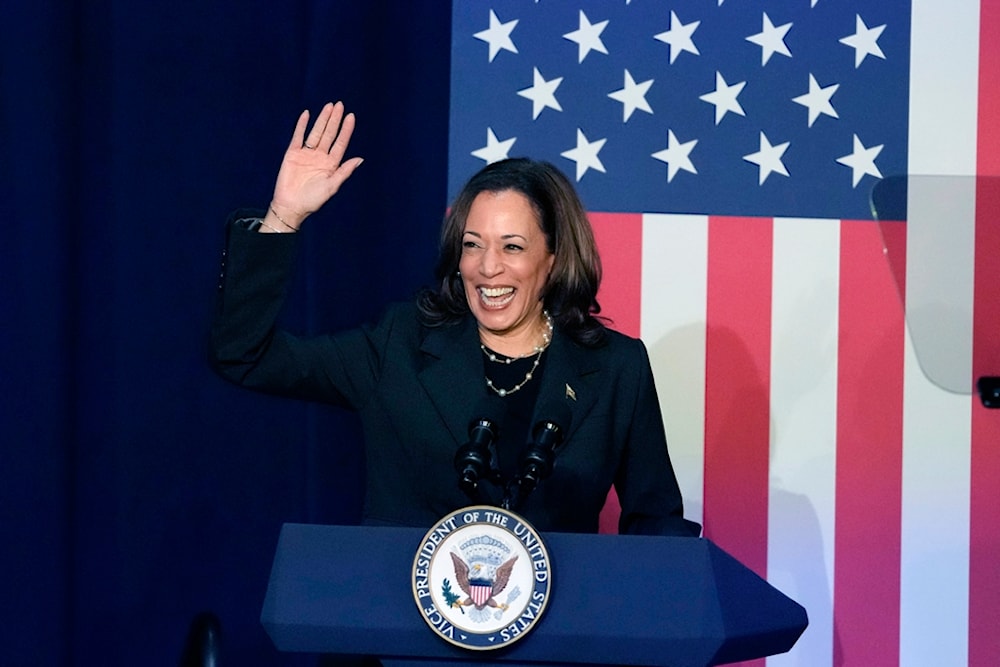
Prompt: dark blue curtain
<box><xmin>1</xmin><ymin>2</ymin><xmax>450</xmax><ymax>665</ymax></box>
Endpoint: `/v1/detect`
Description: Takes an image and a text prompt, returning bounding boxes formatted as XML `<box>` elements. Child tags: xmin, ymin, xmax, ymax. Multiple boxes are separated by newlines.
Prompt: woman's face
<box><xmin>459</xmin><ymin>190</ymin><xmax>555</xmax><ymax>343</ymax></box>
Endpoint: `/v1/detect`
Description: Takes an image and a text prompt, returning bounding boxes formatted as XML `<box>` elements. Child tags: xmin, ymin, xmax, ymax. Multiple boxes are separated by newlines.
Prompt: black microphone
<box><xmin>504</xmin><ymin>402</ymin><xmax>573</xmax><ymax>510</ymax></box>
<box><xmin>454</xmin><ymin>398</ymin><xmax>505</xmax><ymax>500</ymax></box>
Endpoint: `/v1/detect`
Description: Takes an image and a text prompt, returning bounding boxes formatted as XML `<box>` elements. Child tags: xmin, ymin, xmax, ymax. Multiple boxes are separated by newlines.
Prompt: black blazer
<box><xmin>211</xmin><ymin>219</ymin><xmax>697</xmax><ymax>536</ymax></box>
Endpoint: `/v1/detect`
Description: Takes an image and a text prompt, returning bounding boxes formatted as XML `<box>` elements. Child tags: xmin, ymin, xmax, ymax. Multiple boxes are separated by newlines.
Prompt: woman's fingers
<box><xmin>295</xmin><ymin>102</ymin><xmax>353</xmax><ymax>161</ymax></box>
<box><xmin>303</xmin><ymin>102</ymin><xmax>334</xmax><ymax>150</ymax></box>
<box><xmin>327</xmin><ymin>111</ymin><xmax>356</xmax><ymax>163</ymax></box>
<box><xmin>326</xmin><ymin>155</ymin><xmax>365</xmax><ymax>196</ymax></box>
<box><xmin>287</xmin><ymin>108</ymin><xmax>311</xmax><ymax>151</ymax></box>
<box><xmin>318</xmin><ymin>102</ymin><xmax>345</xmax><ymax>153</ymax></box>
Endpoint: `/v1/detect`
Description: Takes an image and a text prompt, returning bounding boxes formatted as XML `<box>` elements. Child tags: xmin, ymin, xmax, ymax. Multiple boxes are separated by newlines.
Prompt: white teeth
<box><xmin>480</xmin><ymin>287</ymin><xmax>514</xmax><ymax>297</ymax></box>
<box><xmin>478</xmin><ymin>287</ymin><xmax>515</xmax><ymax>306</ymax></box>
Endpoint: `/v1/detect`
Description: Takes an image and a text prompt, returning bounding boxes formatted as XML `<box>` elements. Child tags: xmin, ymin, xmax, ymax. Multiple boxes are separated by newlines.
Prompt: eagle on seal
<box><xmin>449</xmin><ymin>551</ymin><xmax>519</xmax><ymax>610</ymax></box>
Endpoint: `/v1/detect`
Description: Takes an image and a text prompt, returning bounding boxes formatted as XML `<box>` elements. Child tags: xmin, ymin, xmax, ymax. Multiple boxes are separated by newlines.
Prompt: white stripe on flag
<box><xmin>900</xmin><ymin>1</ymin><xmax>978</xmax><ymax>664</ymax></box>
<box><xmin>908</xmin><ymin>0</ymin><xmax>980</xmax><ymax>176</ymax></box>
<box><xmin>766</xmin><ymin>218</ymin><xmax>841</xmax><ymax>667</ymax></box>
<box><xmin>641</xmin><ymin>214</ymin><xmax>708</xmax><ymax>528</ymax></box>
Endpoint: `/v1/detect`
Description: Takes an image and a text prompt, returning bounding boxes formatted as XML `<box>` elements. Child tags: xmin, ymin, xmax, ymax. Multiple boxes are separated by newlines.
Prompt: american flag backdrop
<box><xmin>449</xmin><ymin>1</ymin><xmax>1000</xmax><ymax>666</ymax></box>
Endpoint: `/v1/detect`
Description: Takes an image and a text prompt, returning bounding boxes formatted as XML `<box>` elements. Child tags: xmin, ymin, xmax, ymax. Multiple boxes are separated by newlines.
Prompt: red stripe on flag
<box><xmin>589</xmin><ymin>212</ymin><xmax>643</xmax><ymax>337</ymax></box>
<box><xmin>977</xmin><ymin>2</ymin><xmax>1000</xmax><ymax>176</ymax></box>
<box><xmin>703</xmin><ymin>216</ymin><xmax>771</xmax><ymax>588</ymax></box>
<box><xmin>971</xmin><ymin>4</ymin><xmax>1000</xmax><ymax>659</ymax></box>
<box><xmin>969</xmin><ymin>184</ymin><xmax>1000</xmax><ymax>667</ymax></box>
<box><xmin>590</xmin><ymin>212</ymin><xmax>643</xmax><ymax>534</ymax></box>
<box><xmin>834</xmin><ymin>220</ymin><xmax>904</xmax><ymax>666</ymax></box>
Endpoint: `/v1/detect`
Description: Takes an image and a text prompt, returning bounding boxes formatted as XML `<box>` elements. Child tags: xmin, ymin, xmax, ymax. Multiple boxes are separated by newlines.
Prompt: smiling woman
<box><xmin>418</xmin><ymin>158</ymin><xmax>605</xmax><ymax>349</ymax></box>
<box><xmin>209</xmin><ymin>105</ymin><xmax>700</xmax><ymax>539</ymax></box>
<box><xmin>459</xmin><ymin>190</ymin><xmax>555</xmax><ymax>356</ymax></box>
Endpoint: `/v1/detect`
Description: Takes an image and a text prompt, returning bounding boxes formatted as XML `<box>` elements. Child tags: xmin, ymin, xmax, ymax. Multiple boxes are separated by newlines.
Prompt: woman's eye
<box><xmin>462</xmin><ymin>240</ymin><xmax>479</xmax><ymax>249</ymax></box>
<box><xmin>505</xmin><ymin>244</ymin><xmax>524</xmax><ymax>252</ymax></box>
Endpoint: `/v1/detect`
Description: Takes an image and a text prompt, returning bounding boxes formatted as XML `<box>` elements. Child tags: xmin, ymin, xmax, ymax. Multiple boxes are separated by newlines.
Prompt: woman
<box><xmin>211</xmin><ymin>102</ymin><xmax>698</xmax><ymax>537</ymax></box>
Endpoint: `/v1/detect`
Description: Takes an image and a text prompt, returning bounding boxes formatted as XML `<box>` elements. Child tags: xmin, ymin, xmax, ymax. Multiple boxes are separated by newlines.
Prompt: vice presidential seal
<box><xmin>411</xmin><ymin>506</ymin><xmax>552</xmax><ymax>650</ymax></box>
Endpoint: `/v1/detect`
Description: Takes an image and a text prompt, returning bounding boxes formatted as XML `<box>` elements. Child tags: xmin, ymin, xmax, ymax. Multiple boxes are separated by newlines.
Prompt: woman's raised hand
<box><xmin>264</xmin><ymin>101</ymin><xmax>363</xmax><ymax>232</ymax></box>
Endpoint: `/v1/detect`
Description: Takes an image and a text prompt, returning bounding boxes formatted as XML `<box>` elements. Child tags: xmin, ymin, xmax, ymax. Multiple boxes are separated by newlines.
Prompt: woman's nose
<box><xmin>479</xmin><ymin>247</ymin><xmax>503</xmax><ymax>276</ymax></box>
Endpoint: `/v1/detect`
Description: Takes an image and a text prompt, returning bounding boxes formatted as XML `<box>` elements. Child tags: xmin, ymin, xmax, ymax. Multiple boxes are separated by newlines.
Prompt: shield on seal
<box><xmin>469</xmin><ymin>579</ymin><xmax>493</xmax><ymax>607</ymax></box>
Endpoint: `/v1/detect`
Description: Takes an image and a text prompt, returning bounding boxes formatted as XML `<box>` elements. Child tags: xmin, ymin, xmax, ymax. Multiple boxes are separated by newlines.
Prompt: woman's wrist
<box><xmin>256</xmin><ymin>217</ymin><xmax>285</xmax><ymax>234</ymax></box>
<box><xmin>261</xmin><ymin>201</ymin><xmax>305</xmax><ymax>233</ymax></box>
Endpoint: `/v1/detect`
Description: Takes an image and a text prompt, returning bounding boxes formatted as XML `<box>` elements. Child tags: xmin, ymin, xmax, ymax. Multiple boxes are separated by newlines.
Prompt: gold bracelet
<box><xmin>259</xmin><ymin>219</ymin><xmax>283</xmax><ymax>234</ymax></box>
<box><xmin>268</xmin><ymin>204</ymin><xmax>298</xmax><ymax>232</ymax></box>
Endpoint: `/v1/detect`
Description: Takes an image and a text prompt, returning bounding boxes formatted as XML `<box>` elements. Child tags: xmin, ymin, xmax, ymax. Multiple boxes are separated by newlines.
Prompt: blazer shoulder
<box><xmin>366</xmin><ymin>301</ymin><xmax>471</xmax><ymax>357</ymax></box>
<box><xmin>595</xmin><ymin>326</ymin><xmax>648</xmax><ymax>359</ymax></box>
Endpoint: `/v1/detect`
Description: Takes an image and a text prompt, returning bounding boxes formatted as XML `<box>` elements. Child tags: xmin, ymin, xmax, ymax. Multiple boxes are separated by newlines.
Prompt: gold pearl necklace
<box><xmin>482</xmin><ymin>311</ymin><xmax>553</xmax><ymax>398</ymax></box>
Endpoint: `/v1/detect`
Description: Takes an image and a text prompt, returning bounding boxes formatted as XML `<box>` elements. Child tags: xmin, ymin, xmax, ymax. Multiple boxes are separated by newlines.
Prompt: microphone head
<box><xmin>532</xmin><ymin>401</ymin><xmax>573</xmax><ymax>439</ymax></box>
<box><xmin>514</xmin><ymin>401</ymin><xmax>572</xmax><ymax>493</ymax></box>
<box><xmin>468</xmin><ymin>395</ymin><xmax>507</xmax><ymax>434</ymax></box>
<box><xmin>456</xmin><ymin>396</ymin><xmax>507</xmax><ymax>497</ymax></box>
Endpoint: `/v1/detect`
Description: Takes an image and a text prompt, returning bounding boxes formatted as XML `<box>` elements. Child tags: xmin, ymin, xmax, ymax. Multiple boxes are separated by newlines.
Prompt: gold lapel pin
<box><xmin>565</xmin><ymin>383</ymin><xmax>577</xmax><ymax>401</ymax></box>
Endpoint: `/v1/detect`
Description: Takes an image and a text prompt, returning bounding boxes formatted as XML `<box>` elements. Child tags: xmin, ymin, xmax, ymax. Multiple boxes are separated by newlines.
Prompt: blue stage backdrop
<box><xmin>1</xmin><ymin>2</ymin><xmax>450</xmax><ymax>665</ymax></box>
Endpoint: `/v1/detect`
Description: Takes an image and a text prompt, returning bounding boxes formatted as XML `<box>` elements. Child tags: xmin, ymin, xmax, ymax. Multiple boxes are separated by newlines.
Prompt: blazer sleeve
<box><xmin>208</xmin><ymin>214</ymin><xmax>384</xmax><ymax>409</ymax></box>
<box><xmin>615</xmin><ymin>339</ymin><xmax>702</xmax><ymax>537</ymax></box>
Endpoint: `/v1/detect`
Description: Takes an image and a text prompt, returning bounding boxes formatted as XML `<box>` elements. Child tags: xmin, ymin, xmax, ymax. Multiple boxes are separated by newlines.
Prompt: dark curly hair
<box><xmin>417</xmin><ymin>158</ymin><xmax>606</xmax><ymax>346</ymax></box>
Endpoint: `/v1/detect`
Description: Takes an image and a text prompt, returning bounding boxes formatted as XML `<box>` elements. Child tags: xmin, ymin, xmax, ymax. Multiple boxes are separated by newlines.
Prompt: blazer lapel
<box><xmin>417</xmin><ymin>316</ymin><xmax>486</xmax><ymax>446</ymax></box>
<box><xmin>531</xmin><ymin>330</ymin><xmax>603</xmax><ymax>445</ymax></box>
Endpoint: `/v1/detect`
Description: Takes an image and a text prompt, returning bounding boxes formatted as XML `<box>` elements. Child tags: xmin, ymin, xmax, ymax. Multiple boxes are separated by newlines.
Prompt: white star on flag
<box><xmin>563</xmin><ymin>10</ymin><xmax>609</xmax><ymax>63</ymax></box>
<box><xmin>836</xmin><ymin>133</ymin><xmax>883</xmax><ymax>187</ymax></box>
<box><xmin>699</xmin><ymin>71</ymin><xmax>746</xmax><ymax>125</ymax></box>
<box><xmin>792</xmin><ymin>73</ymin><xmax>840</xmax><ymax>127</ymax></box>
<box><xmin>608</xmin><ymin>69</ymin><xmax>654</xmax><ymax>122</ymax></box>
<box><xmin>839</xmin><ymin>14</ymin><xmax>886</xmax><ymax>68</ymax></box>
<box><xmin>517</xmin><ymin>67</ymin><xmax>563</xmax><ymax>120</ymax></box>
<box><xmin>448</xmin><ymin>0</ymin><xmax>908</xmax><ymax>222</ymax></box>
<box><xmin>743</xmin><ymin>131</ymin><xmax>790</xmax><ymax>185</ymax></box>
<box><xmin>471</xmin><ymin>128</ymin><xmax>516</xmax><ymax>164</ymax></box>
<box><xmin>654</xmin><ymin>11</ymin><xmax>700</xmax><ymax>64</ymax></box>
<box><xmin>473</xmin><ymin>9</ymin><xmax>518</xmax><ymax>63</ymax></box>
<box><xmin>746</xmin><ymin>12</ymin><xmax>793</xmax><ymax>66</ymax></box>
<box><xmin>651</xmin><ymin>130</ymin><xmax>698</xmax><ymax>183</ymax></box>
<box><xmin>560</xmin><ymin>128</ymin><xmax>606</xmax><ymax>181</ymax></box>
